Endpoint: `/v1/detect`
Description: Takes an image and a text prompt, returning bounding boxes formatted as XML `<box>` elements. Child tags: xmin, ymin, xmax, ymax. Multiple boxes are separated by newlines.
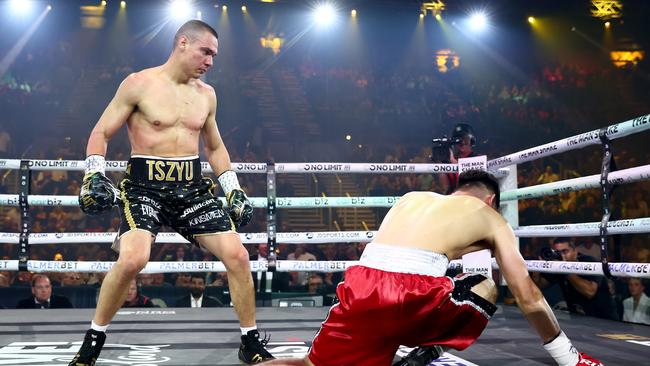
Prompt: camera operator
<box><xmin>532</xmin><ymin>237</ymin><xmax>619</xmax><ymax>320</ymax></box>
<box><xmin>431</xmin><ymin>123</ymin><xmax>477</xmax><ymax>194</ymax></box>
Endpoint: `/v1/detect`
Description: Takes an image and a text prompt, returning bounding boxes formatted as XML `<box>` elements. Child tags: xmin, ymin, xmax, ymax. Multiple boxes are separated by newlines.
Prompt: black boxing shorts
<box><xmin>113</xmin><ymin>155</ymin><xmax>235</xmax><ymax>250</ymax></box>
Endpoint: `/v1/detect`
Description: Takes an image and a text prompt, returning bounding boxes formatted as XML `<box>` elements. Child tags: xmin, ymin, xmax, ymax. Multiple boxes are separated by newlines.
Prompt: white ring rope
<box><xmin>487</xmin><ymin>113</ymin><xmax>650</xmax><ymax>170</ymax></box>
<box><xmin>2</xmin><ymin>216</ymin><xmax>649</xmax><ymax>245</ymax></box>
<box><xmin>0</xmin><ymin>195</ymin><xmax>404</xmax><ymax>208</ymax></box>
<box><xmin>500</xmin><ymin>164</ymin><xmax>650</xmax><ymax>201</ymax></box>
<box><xmin>0</xmin><ymin>159</ymin><xmax>513</xmax><ymax>178</ymax></box>
<box><xmin>0</xmin><ymin>259</ymin><xmax>648</xmax><ymax>278</ymax></box>
<box><xmin>2</xmin><ymin>162</ymin><xmax>648</xmax><ymax>208</ymax></box>
<box><xmin>0</xmin><ymin>160</ymin><xmax>268</xmax><ymax>173</ymax></box>
<box><xmin>275</xmin><ymin>163</ymin><xmax>457</xmax><ymax>174</ymax></box>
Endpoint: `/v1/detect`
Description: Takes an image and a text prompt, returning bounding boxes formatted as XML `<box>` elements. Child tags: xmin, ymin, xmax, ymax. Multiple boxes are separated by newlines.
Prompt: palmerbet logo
<box><xmin>0</xmin><ymin>341</ymin><xmax>171</xmax><ymax>365</ymax></box>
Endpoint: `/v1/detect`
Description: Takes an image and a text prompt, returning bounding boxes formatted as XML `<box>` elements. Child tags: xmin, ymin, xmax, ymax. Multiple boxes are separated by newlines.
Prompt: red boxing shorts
<box><xmin>308</xmin><ymin>244</ymin><xmax>497</xmax><ymax>366</ymax></box>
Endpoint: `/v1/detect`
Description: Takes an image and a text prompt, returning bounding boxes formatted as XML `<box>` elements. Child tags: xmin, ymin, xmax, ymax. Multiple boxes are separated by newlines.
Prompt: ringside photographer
<box><xmin>532</xmin><ymin>238</ymin><xmax>619</xmax><ymax>321</ymax></box>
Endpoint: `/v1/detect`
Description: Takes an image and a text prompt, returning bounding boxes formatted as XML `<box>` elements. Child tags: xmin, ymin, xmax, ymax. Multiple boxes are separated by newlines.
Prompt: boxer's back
<box><xmin>372</xmin><ymin>191</ymin><xmax>508</xmax><ymax>260</ymax></box>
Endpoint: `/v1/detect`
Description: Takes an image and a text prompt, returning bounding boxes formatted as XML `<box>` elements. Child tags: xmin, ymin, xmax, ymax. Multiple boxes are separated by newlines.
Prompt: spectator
<box><xmin>13</xmin><ymin>271</ymin><xmax>33</xmax><ymax>286</ymax></box>
<box><xmin>0</xmin><ymin>125</ymin><xmax>11</xmax><ymax>155</ymax></box>
<box><xmin>123</xmin><ymin>279</ymin><xmax>156</xmax><ymax>308</ymax></box>
<box><xmin>174</xmin><ymin>273</ymin><xmax>223</xmax><ymax>308</ymax></box>
<box><xmin>622</xmin><ymin>278</ymin><xmax>650</xmax><ymax>325</ymax></box>
<box><xmin>537</xmin><ymin>165</ymin><xmax>559</xmax><ymax>184</ymax></box>
<box><xmin>287</xmin><ymin>244</ymin><xmax>317</xmax><ymax>286</ymax></box>
<box><xmin>16</xmin><ymin>274</ymin><xmax>73</xmax><ymax>309</ymax></box>
<box><xmin>175</xmin><ymin>272</ymin><xmax>192</xmax><ymax>287</ymax></box>
<box><xmin>61</xmin><ymin>272</ymin><xmax>85</xmax><ymax>286</ymax></box>
<box><xmin>306</xmin><ymin>273</ymin><xmax>325</xmax><ymax>295</ymax></box>
<box><xmin>0</xmin><ymin>273</ymin><xmax>10</xmax><ymax>287</ymax></box>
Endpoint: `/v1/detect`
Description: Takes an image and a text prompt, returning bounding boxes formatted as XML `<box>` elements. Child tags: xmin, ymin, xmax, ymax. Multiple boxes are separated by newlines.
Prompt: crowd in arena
<box><xmin>0</xmin><ymin>32</ymin><xmax>649</xmax><ymax>324</ymax></box>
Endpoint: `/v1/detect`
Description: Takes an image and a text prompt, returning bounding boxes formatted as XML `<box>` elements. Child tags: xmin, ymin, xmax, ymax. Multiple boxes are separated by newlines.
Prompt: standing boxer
<box><xmin>70</xmin><ymin>20</ymin><xmax>273</xmax><ymax>365</ymax></box>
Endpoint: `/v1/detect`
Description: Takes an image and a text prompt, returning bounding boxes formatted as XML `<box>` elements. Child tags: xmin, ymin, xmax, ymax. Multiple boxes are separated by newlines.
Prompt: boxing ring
<box><xmin>1</xmin><ymin>113</ymin><xmax>650</xmax><ymax>365</ymax></box>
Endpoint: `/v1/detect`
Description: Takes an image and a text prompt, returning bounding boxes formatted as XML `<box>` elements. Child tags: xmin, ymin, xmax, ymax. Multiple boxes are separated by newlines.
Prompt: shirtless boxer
<box><xmin>69</xmin><ymin>20</ymin><xmax>273</xmax><ymax>365</ymax></box>
<box><xmin>260</xmin><ymin>170</ymin><xmax>602</xmax><ymax>366</ymax></box>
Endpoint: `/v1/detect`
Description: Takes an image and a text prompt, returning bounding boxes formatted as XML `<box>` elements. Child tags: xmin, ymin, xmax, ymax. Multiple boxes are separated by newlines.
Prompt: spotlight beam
<box><xmin>0</xmin><ymin>6</ymin><xmax>51</xmax><ymax>77</ymax></box>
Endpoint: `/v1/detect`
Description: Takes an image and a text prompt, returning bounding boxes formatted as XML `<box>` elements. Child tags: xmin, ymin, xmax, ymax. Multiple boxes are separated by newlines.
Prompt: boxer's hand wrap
<box><xmin>79</xmin><ymin>155</ymin><xmax>118</xmax><ymax>215</ymax></box>
<box><xmin>219</xmin><ymin>170</ymin><xmax>253</xmax><ymax>228</ymax></box>
<box><xmin>543</xmin><ymin>331</ymin><xmax>579</xmax><ymax>366</ymax></box>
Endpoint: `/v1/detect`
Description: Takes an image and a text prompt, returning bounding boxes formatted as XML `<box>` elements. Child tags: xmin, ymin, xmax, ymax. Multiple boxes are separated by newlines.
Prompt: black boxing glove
<box><xmin>218</xmin><ymin>170</ymin><xmax>253</xmax><ymax>228</ymax></box>
<box><xmin>227</xmin><ymin>189</ymin><xmax>253</xmax><ymax>228</ymax></box>
<box><xmin>79</xmin><ymin>155</ymin><xmax>118</xmax><ymax>215</ymax></box>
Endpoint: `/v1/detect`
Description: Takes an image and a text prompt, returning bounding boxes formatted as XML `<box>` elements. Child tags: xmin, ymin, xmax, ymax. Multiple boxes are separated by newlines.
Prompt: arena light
<box><xmin>9</xmin><ymin>0</ymin><xmax>34</xmax><ymax>15</ymax></box>
<box><xmin>312</xmin><ymin>3</ymin><xmax>337</xmax><ymax>27</ymax></box>
<box><xmin>467</xmin><ymin>11</ymin><xmax>488</xmax><ymax>32</ymax></box>
<box><xmin>101</xmin><ymin>0</ymin><xmax>106</xmax><ymax>6</ymax></box>
<box><xmin>591</xmin><ymin>0</ymin><xmax>622</xmax><ymax>19</ymax></box>
<box><xmin>351</xmin><ymin>9</ymin><xmax>356</xmax><ymax>17</ymax></box>
<box><xmin>168</xmin><ymin>0</ymin><xmax>192</xmax><ymax>21</ymax></box>
<box><xmin>241</xmin><ymin>5</ymin><xmax>247</xmax><ymax>13</ymax></box>
<box><xmin>528</xmin><ymin>16</ymin><xmax>535</xmax><ymax>24</ymax></box>
<box><xmin>120</xmin><ymin>1</ymin><xmax>126</xmax><ymax>9</ymax></box>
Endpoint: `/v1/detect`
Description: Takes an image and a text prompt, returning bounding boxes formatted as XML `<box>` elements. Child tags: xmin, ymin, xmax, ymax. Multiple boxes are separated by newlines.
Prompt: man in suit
<box><xmin>175</xmin><ymin>273</ymin><xmax>223</xmax><ymax>307</ymax></box>
<box><xmin>16</xmin><ymin>274</ymin><xmax>73</xmax><ymax>309</ymax></box>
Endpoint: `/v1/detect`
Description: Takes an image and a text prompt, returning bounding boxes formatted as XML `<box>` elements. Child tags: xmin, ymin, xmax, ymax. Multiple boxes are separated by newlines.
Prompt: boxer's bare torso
<box><xmin>373</xmin><ymin>191</ymin><xmax>511</xmax><ymax>260</ymax></box>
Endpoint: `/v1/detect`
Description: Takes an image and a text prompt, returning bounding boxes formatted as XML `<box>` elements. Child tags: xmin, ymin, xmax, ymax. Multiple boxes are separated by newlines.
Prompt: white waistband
<box><xmin>359</xmin><ymin>243</ymin><xmax>449</xmax><ymax>277</ymax></box>
<box><xmin>131</xmin><ymin>155</ymin><xmax>199</xmax><ymax>160</ymax></box>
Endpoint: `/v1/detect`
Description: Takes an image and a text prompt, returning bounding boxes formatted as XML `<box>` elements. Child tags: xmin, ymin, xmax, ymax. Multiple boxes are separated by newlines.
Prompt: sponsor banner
<box><xmin>29</xmin><ymin>195</ymin><xmax>77</xmax><ymax>207</ymax></box>
<box><xmin>29</xmin><ymin>232</ymin><xmax>117</xmax><ymax>244</ymax></box>
<box><xmin>487</xmin><ymin>113</ymin><xmax>650</xmax><ymax>170</ymax></box>
<box><xmin>2</xmin><ymin>259</ymin><xmax>649</xmax><ymax>277</ymax></box>
<box><xmin>1</xmin><ymin>231</ymin><xmax>376</xmax><ymax>245</ymax></box>
<box><xmin>199</xmin><ymin>162</ymin><xmax>268</xmax><ymax>173</ymax></box>
<box><xmin>0</xmin><ymin>195</ymin><xmax>266</xmax><ymax>208</ymax></box>
<box><xmin>462</xmin><ymin>249</ymin><xmax>492</xmax><ymax>278</ymax></box>
<box><xmin>277</xmin><ymin>260</ymin><xmax>357</xmax><ymax>272</ymax></box>
<box><xmin>143</xmin><ymin>261</ymin><xmax>228</xmax><ymax>273</ymax></box>
<box><xmin>458</xmin><ymin>155</ymin><xmax>487</xmax><ymax>174</ymax></box>
<box><xmin>0</xmin><ymin>233</ymin><xmax>19</xmax><ymax>244</ymax></box>
<box><xmin>514</xmin><ymin>217</ymin><xmax>650</xmax><ymax>237</ymax></box>
<box><xmin>3</xmin><ymin>216</ymin><xmax>649</xmax><ymax>247</ymax></box>
<box><xmin>0</xmin><ymin>341</ymin><xmax>171</xmax><ymax>365</ymax></box>
<box><xmin>277</xmin><ymin>231</ymin><xmax>376</xmax><ymax>243</ymax></box>
<box><xmin>0</xmin><ymin>260</ymin><xmax>18</xmax><ymax>271</ymax></box>
<box><xmin>0</xmin><ymin>159</ymin><xmax>265</xmax><ymax>173</ymax></box>
<box><xmin>232</xmin><ymin>162</ymin><xmax>268</xmax><ymax>173</ymax></box>
<box><xmin>526</xmin><ymin>261</ymin><xmax>650</xmax><ymax>278</ymax></box>
<box><xmin>28</xmin><ymin>261</ymin><xmax>81</xmax><ymax>272</ymax></box>
<box><xmin>275</xmin><ymin>163</ymin><xmax>457</xmax><ymax>174</ymax></box>
<box><xmin>276</xmin><ymin>196</ymin><xmax>400</xmax><ymax>208</ymax></box>
<box><xmin>500</xmin><ymin>164</ymin><xmax>650</xmax><ymax>202</ymax></box>
<box><xmin>0</xmin><ymin>194</ymin><xmax>20</xmax><ymax>206</ymax></box>
<box><xmin>0</xmin><ymin>159</ymin><xmax>20</xmax><ymax>170</ymax></box>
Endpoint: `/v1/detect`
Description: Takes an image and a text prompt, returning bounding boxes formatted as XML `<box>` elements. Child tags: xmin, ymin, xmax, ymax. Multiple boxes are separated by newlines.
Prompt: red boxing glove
<box><xmin>577</xmin><ymin>353</ymin><xmax>604</xmax><ymax>366</ymax></box>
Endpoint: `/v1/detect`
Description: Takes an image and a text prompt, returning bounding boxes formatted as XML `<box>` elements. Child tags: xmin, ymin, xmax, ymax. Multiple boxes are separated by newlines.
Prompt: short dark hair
<box><xmin>456</xmin><ymin>169</ymin><xmax>500</xmax><ymax>208</ymax></box>
<box><xmin>552</xmin><ymin>237</ymin><xmax>575</xmax><ymax>248</ymax></box>
<box><xmin>31</xmin><ymin>274</ymin><xmax>49</xmax><ymax>287</ymax></box>
<box><xmin>190</xmin><ymin>273</ymin><xmax>205</xmax><ymax>282</ymax></box>
<box><xmin>173</xmin><ymin>20</ymin><xmax>218</xmax><ymax>48</ymax></box>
